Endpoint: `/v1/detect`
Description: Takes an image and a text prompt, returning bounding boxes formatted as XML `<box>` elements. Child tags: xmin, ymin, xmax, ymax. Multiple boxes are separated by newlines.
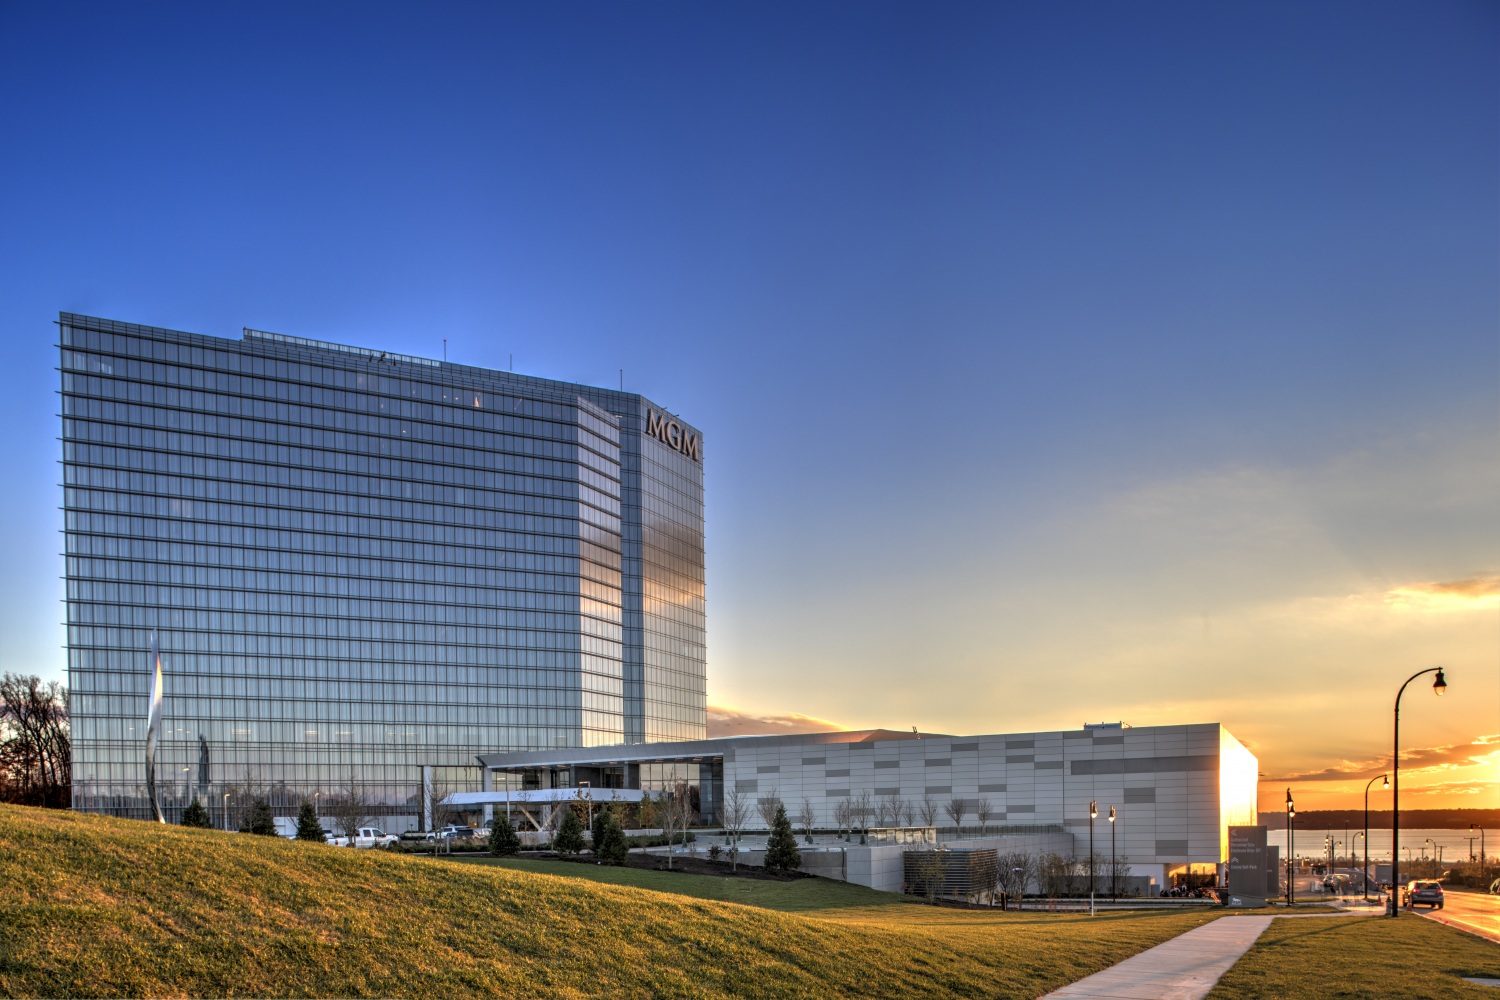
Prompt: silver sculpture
<box><xmin>144</xmin><ymin>631</ymin><xmax>166</xmax><ymax>823</ymax></box>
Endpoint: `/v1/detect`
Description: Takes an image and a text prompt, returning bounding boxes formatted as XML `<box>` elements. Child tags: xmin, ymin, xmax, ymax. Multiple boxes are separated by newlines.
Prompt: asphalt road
<box><xmin>1420</xmin><ymin>890</ymin><xmax>1500</xmax><ymax>944</ymax></box>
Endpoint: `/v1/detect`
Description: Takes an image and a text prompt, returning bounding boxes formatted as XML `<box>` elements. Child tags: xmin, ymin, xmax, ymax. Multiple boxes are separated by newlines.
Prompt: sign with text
<box><xmin>1227</xmin><ymin>825</ymin><xmax>1270</xmax><ymax>907</ymax></box>
<box><xmin>645</xmin><ymin>410</ymin><xmax>701</xmax><ymax>461</ymax></box>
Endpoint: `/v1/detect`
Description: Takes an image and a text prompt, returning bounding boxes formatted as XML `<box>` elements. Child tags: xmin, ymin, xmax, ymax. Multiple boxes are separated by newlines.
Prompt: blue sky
<box><xmin>1</xmin><ymin>1</ymin><xmax>1495</xmax><ymax>808</ymax></box>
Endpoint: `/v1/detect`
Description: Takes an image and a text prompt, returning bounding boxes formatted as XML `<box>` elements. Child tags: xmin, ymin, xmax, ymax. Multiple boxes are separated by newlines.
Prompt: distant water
<box><xmin>1263</xmin><ymin>827</ymin><xmax>1490</xmax><ymax>864</ymax></box>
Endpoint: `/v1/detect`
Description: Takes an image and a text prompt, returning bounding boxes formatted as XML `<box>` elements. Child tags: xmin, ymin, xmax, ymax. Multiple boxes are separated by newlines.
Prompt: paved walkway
<box><xmin>1042</xmin><ymin>916</ymin><xmax>1274</xmax><ymax>1000</ymax></box>
<box><xmin>1041</xmin><ymin>905</ymin><xmax>1385</xmax><ymax>1000</ymax></box>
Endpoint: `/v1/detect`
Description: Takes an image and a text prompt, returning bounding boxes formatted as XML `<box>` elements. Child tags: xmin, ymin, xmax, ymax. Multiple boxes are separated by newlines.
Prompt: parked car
<box><xmin>321</xmin><ymin>829</ymin><xmax>350</xmax><ymax>847</ymax></box>
<box><xmin>1488</xmin><ymin>877</ymin><xmax>1500</xmax><ymax>895</ymax></box>
<box><xmin>353</xmin><ymin>827</ymin><xmax>399</xmax><ymax>849</ymax></box>
<box><xmin>1403</xmin><ymin>880</ymin><xmax>1444</xmax><ymax>909</ymax></box>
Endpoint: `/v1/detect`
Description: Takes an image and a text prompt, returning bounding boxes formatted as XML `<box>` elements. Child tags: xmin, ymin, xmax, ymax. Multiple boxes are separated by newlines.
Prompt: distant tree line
<box><xmin>0</xmin><ymin>673</ymin><xmax>70</xmax><ymax>808</ymax></box>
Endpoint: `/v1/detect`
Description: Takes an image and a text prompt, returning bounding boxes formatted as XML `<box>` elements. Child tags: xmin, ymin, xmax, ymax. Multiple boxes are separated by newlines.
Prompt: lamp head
<box><xmin>1382</xmin><ymin>774</ymin><xmax>1389</xmax><ymax>790</ymax></box>
<box><xmin>1433</xmin><ymin>667</ymin><xmax>1446</xmax><ymax>696</ymax></box>
<box><xmin>1109</xmin><ymin>806</ymin><xmax>1116</xmax><ymax>822</ymax></box>
<box><xmin>1090</xmin><ymin>800</ymin><xmax>1097</xmax><ymax>819</ymax></box>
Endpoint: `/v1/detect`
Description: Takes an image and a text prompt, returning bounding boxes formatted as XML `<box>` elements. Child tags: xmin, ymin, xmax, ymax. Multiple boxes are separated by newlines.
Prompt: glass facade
<box><xmin>59</xmin><ymin>313</ymin><xmax>705</xmax><ymax>825</ymax></box>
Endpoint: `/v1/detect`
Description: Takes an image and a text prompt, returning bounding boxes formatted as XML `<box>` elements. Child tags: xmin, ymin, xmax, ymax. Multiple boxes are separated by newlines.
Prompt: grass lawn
<box><xmin>1208</xmin><ymin>915</ymin><xmax>1500</xmax><ymax>999</ymax></box>
<box><xmin>0</xmin><ymin>803</ymin><xmax>1231</xmax><ymax>999</ymax></box>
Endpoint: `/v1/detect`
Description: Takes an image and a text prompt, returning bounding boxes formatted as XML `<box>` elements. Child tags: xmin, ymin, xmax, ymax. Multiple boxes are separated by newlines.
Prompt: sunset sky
<box><xmin>0</xmin><ymin>2</ymin><xmax>1494</xmax><ymax>811</ymax></box>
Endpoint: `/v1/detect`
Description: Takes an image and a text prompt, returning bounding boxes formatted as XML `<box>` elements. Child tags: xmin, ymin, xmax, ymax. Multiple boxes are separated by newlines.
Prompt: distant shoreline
<box><xmin>1256</xmin><ymin>808</ymin><xmax>1500</xmax><ymax>830</ymax></box>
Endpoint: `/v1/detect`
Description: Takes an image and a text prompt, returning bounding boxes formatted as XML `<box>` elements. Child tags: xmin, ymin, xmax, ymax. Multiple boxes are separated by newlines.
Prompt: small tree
<box><xmin>330</xmin><ymin>772</ymin><xmax>371</xmax><ymax>844</ymax></box>
<box><xmin>975</xmin><ymin>798</ymin><xmax>994</xmax><ymax>836</ymax></box>
<box><xmin>294</xmin><ymin>800</ymin><xmax>323</xmax><ymax>841</ymax></box>
<box><xmin>764</xmin><ymin>803</ymin><xmax>802</xmax><ymax>873</ymax></box>
<box><xmin>554</xmin><ymin>804</ymin><xmax>586</xmax><ymax>854</ymax></box>
<box><xmin>797</xmin><ymin>797</ymin><xmax>816</xmax><ymax>844</ymax></box>
<box><xmin>489</xmin><ymin>814</ymin><xmax>521</xmax><ymax>856</ymax></box>
<box><xmin>879</xmin><ymin>792</ymin><xmax>903</xmax><ymax>828</ymax></box>
<box><xmin>180</xmin><ymin>797</ymin><xmax>211</xmax><ymax>828</ymax></box>
<box><xmin>239</xmin><ymin>796</ymin><xmax>276</xmax><ymax>836</ymax></box>
<box><xmin>898</xmin><ymin>799</ymin><xmax>915</xmax><ymax>828</ymax></box>
<box><xmin>832</xmin><ymin>798</ymin><xmax>853</xmax><ymax>839</ymax></box>
<box><xmin>945</xmin><ymin>797</ymin><xmax>968</xmax><ymax>836</ymax></box>
<box><xmin>636</xmin><ymin>792</ymin><xmax>658</xmax><ymax>830</ymax></box>
<box><xmin>918</xmin><ymin>793</ymin><xmax>939</xmax><ymax>828</ymax></box>
<box><xmin>594</xmin><ymin>812</ymin><xmax>629</xmax><ymax>865</ymax></box>
<box><xmin>659</xmin><ymin>780</ymin><xmax>695</xmax><ymax>869</ymax></box>
<box><xmin>590</xmin><ymin>803</ymin><xmax>612</xmax><ymax>852</ymax></box>
<box><xmin>721</xmin><ymin>785</ymin><xmax>750</xmax><ymax>871</ymax></box>
<box><xmin>851</xmin><ymin>789</ymin><xmax>873</xmax><ymax>842</ymax></box>
<box><xmin>756</xmin><ymin>787</ymin><xmax>783</xmax><ymax>831</ymax></box>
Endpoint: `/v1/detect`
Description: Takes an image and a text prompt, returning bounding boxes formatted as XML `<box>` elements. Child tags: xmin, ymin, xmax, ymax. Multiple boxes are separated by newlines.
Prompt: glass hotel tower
<box><xmin>60</xmin><ymin>313</ymin><xmax>706</xmax><ymax>824</ymax></box>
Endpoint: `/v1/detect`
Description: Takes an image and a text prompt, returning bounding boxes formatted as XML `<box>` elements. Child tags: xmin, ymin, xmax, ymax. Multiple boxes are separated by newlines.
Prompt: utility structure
<box><xmin>1285</xmin><ymin>788</ymin><xmax>1296</xmax><ymax>906</ymax></box>
<box><xmin>1390</xmin><ymin>667</ymin><xmax>1447</xmax><ymax>917</ymax></box>
<box><xmin>1108</xmin><ymin>805</ymin><xmax>1117</xmax><ymax>900</ymax></box>
<box><xmin>1363</xmin><ymin>773</ymin><xmax>1388</xmax><ymax>902</ymax></box>
<box><xmin>1471</xmin><ymin>824</ymin><xmax>1486</xmax><ymax>869</ymax></box>
<box><xmin>1088</xmin><ymin>800</ymin><xmax>1097</xmax><ymax>916</ymax></box>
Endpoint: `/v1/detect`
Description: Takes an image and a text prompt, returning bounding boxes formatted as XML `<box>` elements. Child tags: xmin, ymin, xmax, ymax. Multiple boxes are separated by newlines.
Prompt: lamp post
<box><xmin>1089</xmin><ymin>800</ymin><xmax>1097</xmax><ymax>916</ymax></box>
<box><xmin>314</xmin><ymin>791</ymin><xmax>320</xmax><ymax>821</ymax></box>
<box><xmin>1390</xmin><ymin>667</ymin><xmax>1447</xmax><ymax>917</ymax></box>
<box><xmin>222</xmin><ymin>792</ymin><xmax>231</xmax><ymax>832</ymax></box>
<box><xmin>1471</xmin><ymin>824</ymin><xmax>1486</xmax><ymax>870</ymax></box>
<box><xmin>1353</xmin><ymin>832</ymin><xmax>1364</xmax><ymax>897</ymax></box>
<box><xmin>1286</xmin><ymin>789</ymin><xmax>1295</xmax><ymax>906</ymax></box>
<box><xmin>1109</xmin><ymin>806</ymin><xmax>1117</xmax><ymax>901</ymax></box>
<box><xmin>1363</xmin><ymin>773</ymin><xmax>1388</xmax><ymax>902</ymax></box>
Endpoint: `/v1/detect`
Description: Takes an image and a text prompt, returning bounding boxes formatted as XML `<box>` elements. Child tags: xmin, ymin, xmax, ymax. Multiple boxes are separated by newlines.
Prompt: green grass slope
<box><xmin>1207</xmin><ymin>914</ymin><xmax>1500</xmax><ymax>1000</ymax></box>
<box><xmin>2</xmin><ymin>804</ymin><xmax>1219</xmax><ymax>998</ymax></box>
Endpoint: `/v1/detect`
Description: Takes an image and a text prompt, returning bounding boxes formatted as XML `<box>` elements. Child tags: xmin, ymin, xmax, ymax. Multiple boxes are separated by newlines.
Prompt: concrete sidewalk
<box><xmin>1041</xmin><ymin>916</ymin><xmax>1273</xmax><ymax>1000</ymax></box>
<box><xmin>1042</xmin><ymin>906</ymin><xmax>1384</xmax><ymax>1000</ymax></box>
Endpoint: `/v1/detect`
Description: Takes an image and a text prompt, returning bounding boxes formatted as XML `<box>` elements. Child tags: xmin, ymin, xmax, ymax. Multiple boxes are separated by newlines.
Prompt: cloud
<box><xmin>1267</xmin><ymin>735</ymin><xmax>1499</xmax><ymax>782</ymax></box>
<box><xmin>1384</xmin><ymin>574</ymin><xmax>1500</xmax><ymax>612</ymax></box>
<box><xmin>707</xmin><ymin>705</ymin><xmax>844</xmax><ymax>738</ymax></box>
<box><xmin>1408</xmin><ymin>779</ymin><xmax>1497</xmax><ymax>797</ymax></box>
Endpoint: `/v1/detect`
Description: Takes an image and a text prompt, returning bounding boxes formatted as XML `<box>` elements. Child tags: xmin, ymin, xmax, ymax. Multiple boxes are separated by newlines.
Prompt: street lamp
<box><xmin>314</xmin><ymin>791</ymin><xmax>320</xmax><ymax>820</ymax></box>
<box><xmin>1089</xmin><ymin>800</ymin><xmax>1097</xmax><ymax>916</ymax></box>
<box><xmin>1286</xmin><ymin>789</ymin><xmax>1296</xmax><ymax>906</ymax></box>
<box><xmin>1363</xmin><ymin>774</ymin><xmax>1388</xmax><ymax>902</ymax></box>
<box><xmin>222</xmin><ymin>792</ymin><xmax>231</xmax><ymax>832</ymax></box>
<box><xmin>1390</xmin><ymin>667</ymin><xmax>1446</xmax><ymax>917</ymax></box>
<box><xmin>1109</xmin><ymin>806</ymin><xmax>1117</xmax><ymax>901</ymax></box>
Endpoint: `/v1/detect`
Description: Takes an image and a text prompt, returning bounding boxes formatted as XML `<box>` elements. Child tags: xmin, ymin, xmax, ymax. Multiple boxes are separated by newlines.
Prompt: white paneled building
<box><xmin>475</xmin><ymin>722</ymin><xmax>1258</xmax><ymax>885</ymax></box>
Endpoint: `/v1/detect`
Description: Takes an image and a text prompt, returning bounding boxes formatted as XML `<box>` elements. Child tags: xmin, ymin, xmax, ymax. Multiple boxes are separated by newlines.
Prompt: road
<box><xmin>1420</xmin><ymin>889</ymin><xmax>1500</xmax><ymax>944</ymax></box>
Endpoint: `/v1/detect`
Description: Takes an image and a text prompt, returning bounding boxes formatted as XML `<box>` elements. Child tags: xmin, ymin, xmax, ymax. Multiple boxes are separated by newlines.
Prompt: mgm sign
<box><xmin>645</xmin><ymin>410</ymin><xmax>702</xmax><ymax>461</ymax></box>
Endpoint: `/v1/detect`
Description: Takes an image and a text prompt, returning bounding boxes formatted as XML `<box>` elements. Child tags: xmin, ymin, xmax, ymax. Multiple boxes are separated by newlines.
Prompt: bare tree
<box><xmin>998</xmin><ymin>851</ymin><xmax>1037</xmax><ymax>909</ymax></box>
<box><xmin>975</xmin><ymin>798</ymin><xmax>994</xmax><ymax>836</ymax></box>
<box><xmin>1107</xmin><ymin>853</ymin><xmax>1131</xmax><ymax>898</ymax></box>
<box><xmin>797</xmin><ymin>797</ymin><xmax>816</xmax><ymax>844</ymax></box>
<box><xmin>1040</xmin><ymin>852</ymin><xmax>1072</xmax><ymax>899</ymax></box>
<box><xmin>0</xmin><ymin>673</ymin><xmax>71</xmax><ymax>808</ymax></box>
<box><xmin>898</xmin><ymin>798</ymin><xmax>915</xmax><ymax>827</ymax></box>
<box><xmin>945</xmin><ymin>797</ymin><xmax>969</xmax><ymax>836</ymax></box>
<box><xmin>879</xmin><ymin>792</ymin><xmax>903</xmax><ymax>829</ymax></box>
<box><xmin>329</xmin><ymin>771</ymin><xmax>371</xmax><ymax>844</ymax></box>
<box><xmin>832</xmin><ymin>797</ymin><xmax>853</xmax><ymax>839</ymax></box>
<box><xmin>918</xmin><ymin>793</ymin><xmax>939</xmax><ymax>828</ymax></box>
<box><xmin>756</xmin><ymin>787</ymin><xmax>783</xmax><ymax>831</ymax></box>
<box><xmin>721</xmin><ymin>785</ymin><xmax>750</xmax><ymax>871</ymax></box>
<box><xmin>851</xmin><ymin>788</ymin><xmax>873</xmax><ymax>841</ymax></box>
<box><xmin>659</xmin><ymin>780</ymin><xmax>695</xmax><ymax>870</ymax></box>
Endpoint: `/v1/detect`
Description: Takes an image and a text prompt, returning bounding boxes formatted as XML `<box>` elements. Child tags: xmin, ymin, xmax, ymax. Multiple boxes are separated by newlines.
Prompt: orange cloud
<box><xmin>1268</xmin><ymin>735</ymin><xmax>1499</xmax><ymax>782</ymax></box>
<box><xmin>1384</xmin><ymin>574</ymin><xmax>1500</xmax><ymax>612</ymax></box>
<box><xmin>707</xmin><ymin>705</ymin><xmax>844</xmax><ymax>738</ymax></box>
